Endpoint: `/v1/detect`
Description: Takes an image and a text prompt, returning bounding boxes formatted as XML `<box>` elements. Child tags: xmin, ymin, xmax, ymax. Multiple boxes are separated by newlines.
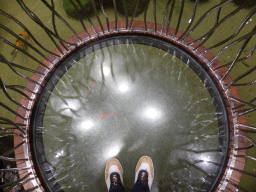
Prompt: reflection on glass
<box><xmin>143</xmin><ymin>106</ymin><xmax>162</xmax><ymax>120</ymax></box>
<box><xmin>66</xmin><ymin>98</ymin><xmax>81</xmax><ymax>111</ymax></box>
<box><xmin>118</xmin><ymin>83</ymin><xmax>129</xmax><ymax>93</ymax></box>
<box><xmin>201</xmin><ymin>155</ymin><xmax>210</xmax><ymax>165</ymax></box>
<box><xmin>105</xmin><ymin>143</ymin><xmax>123</xmax><ymax>159</ymax></box>
<box><xmin>55</xmin><ymin>150</ymin><xmax>64</xmax><ymax>158</ymax></box>
<box><xmin>103</xmin><ymin>65</ymin><xmax>111</xmax><ymax>76</ymax></box>
<box><xmin>80</xmin><ymin>119</ymin><xmax>94</xmax><ymax>131</ymax></box>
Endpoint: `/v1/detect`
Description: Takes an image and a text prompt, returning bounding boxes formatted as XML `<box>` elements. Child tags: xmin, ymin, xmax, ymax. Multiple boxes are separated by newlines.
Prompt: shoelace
<box><xmin>139</xmin><ymin>171</ymin><xmax>148</xmax><ymax>183</ymax></box>
<box><xmin>111</xmin><ymin>174</ymin><xmax>121</xmax><ymax>185</ymax></box>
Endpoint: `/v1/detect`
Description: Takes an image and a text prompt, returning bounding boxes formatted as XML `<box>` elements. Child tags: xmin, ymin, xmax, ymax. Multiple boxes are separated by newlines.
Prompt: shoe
<box><xmin>105</xmin><ymin>158</ymin><xmax>124</xmax><ymax>191</ymax></box>
<box><xmin>134</xmin><ymin>156</ymin><xmax>154</xmax><ymax>189</ymax></box>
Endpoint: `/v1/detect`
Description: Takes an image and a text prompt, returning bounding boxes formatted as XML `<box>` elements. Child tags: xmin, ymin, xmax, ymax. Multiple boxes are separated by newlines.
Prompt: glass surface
<box><xmin>42</xmin><ymin>42</ymin><xmax>224</xmax><ymax>191</ymax></box>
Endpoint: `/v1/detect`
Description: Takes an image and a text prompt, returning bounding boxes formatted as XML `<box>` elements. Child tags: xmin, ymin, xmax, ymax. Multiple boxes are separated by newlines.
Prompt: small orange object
<box><xmin>11</xmin><ymin>30</ymin><xmax>29</xmax><ymax>55</ymax></box>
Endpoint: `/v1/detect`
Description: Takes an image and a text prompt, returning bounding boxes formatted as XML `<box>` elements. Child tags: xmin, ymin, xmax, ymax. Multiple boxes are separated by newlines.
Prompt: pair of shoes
<box><xmin>105</xmin><ymin>156</ymin><xmax>154</xmax><ymax>191</ymax></box>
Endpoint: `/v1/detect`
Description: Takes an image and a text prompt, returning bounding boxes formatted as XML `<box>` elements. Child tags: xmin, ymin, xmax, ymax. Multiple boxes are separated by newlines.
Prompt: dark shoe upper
<box><xmin>110</xmin><ymin>172</ymin><xmax>123</xmax><ymax>186</ymax></box>
<box><xmin>131</xmin><ymin>170</ymin><xmax>150</xmax><ymax>192</ymax></box>
<box><xmin>137</xmin><ymin>170</ymin><xmax>149</xmax><ymax>184</ymax></box>
<box><xmin>109</xmin><ymin>172</ymin><xmax>125</xmax><ymax>192</ymax></box>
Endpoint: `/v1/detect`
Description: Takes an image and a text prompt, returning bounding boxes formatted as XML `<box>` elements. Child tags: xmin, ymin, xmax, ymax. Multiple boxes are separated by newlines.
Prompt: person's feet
<box><xmin>105</xmin><ymin>156</ymin><xmax>154</xmax><ymax>191</ymax></box>
<box><xmin>105</xmin><ymin>158</ymin><xmax>124</xmax><ymax>191</ymax></box>
<box><xmin>134</xmin><ymin>156</ymin><xmax>154</xmax><ymax>189</ymax></box>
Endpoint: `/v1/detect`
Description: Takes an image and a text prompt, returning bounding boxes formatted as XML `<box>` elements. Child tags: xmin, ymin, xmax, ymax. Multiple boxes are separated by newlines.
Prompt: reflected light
<box><xmin>118</xmin><ymin>83</ymin><xmax>129</xmax><ymax>93</ymax></box>
<box><xmin>80</xmin><ymin>119</ymin><xmax>94</xmax><ymax>130</ymax></box>
<box><xmin>55</xmin><ymin>150</ymin><xmax>64</xmax><ymax>158</ymax></box>
<box><xmin>202</xmin><ymin>156</ymin><xmax>210</xmax><ymax>165</ymax></box>
<box><xmin>144</xmin><ymin>107</ymin><xmax>161</xmax><ymax>120</ymax></box>
<box><xmin>105</xmin><ymin>144</ymin><xmax>122</xmax><ymax>159</ymax></box>
<box><xmin>103</xmin><ymin>66</ymin><xmax>111</xmax><ymax>76</ymax></box>
<box><xmin>66</xmin><ymin>98</ymin><xmax>81</xmax><ymax>111</ymax></box>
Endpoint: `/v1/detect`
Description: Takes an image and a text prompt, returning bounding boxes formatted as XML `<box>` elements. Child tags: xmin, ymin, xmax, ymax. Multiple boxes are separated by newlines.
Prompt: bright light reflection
<box><xmin>66</xmin><ymin>99</ymin><xmax>81</xmax><ymax>111</ymax></box>
<box><xmin>118</xmin><ymin>83</ymin><xmax>129</xmax><ymax>93</ymax></box>
<box><xmin>55</xmin><ymin>150</ymin><xmax>64</xmax><ymax>158</ymax></box>
<box><xmin>103</xmin><ymin>66</ymin><xmax>111</xmax><ymax>76</ymax></box>
<box><xmin>144</xmin><ymin>107</ymin><xmax>161</xmax><ymax>120</ymax></box>
<box><xmin>202</xmin><ymin>156</ymin><xmax>210</xmax><ymax>165</ymax></box>
<box><xmin>105</xmin><ymin>144</ymin><xmax>122</xmax><ymax>159</ymax></box>
<box><xmin>80</xmin><ymin>119</ymin><xmax>94</xmax><ymax>130</ymax></box>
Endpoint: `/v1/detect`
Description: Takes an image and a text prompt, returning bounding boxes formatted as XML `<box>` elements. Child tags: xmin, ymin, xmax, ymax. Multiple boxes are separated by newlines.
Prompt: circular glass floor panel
<box><xmin>33</xmin><ymin>36</ymin><xmax>229</xmax><ymax>192</ymax></box>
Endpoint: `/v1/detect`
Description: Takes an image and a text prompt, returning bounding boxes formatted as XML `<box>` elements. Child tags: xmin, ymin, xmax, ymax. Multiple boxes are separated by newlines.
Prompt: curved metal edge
<box><xmin>14</xmin><ymin>20</ymin><xmax>246</xmax><ymax>192</ymax></box>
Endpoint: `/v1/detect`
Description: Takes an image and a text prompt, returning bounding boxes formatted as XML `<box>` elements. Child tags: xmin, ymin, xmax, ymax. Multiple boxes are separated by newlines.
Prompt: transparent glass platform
<box><xmin>32</xmin><ymin>36</ymin><xmax>229</xmax><ymax>192</ymax></box>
